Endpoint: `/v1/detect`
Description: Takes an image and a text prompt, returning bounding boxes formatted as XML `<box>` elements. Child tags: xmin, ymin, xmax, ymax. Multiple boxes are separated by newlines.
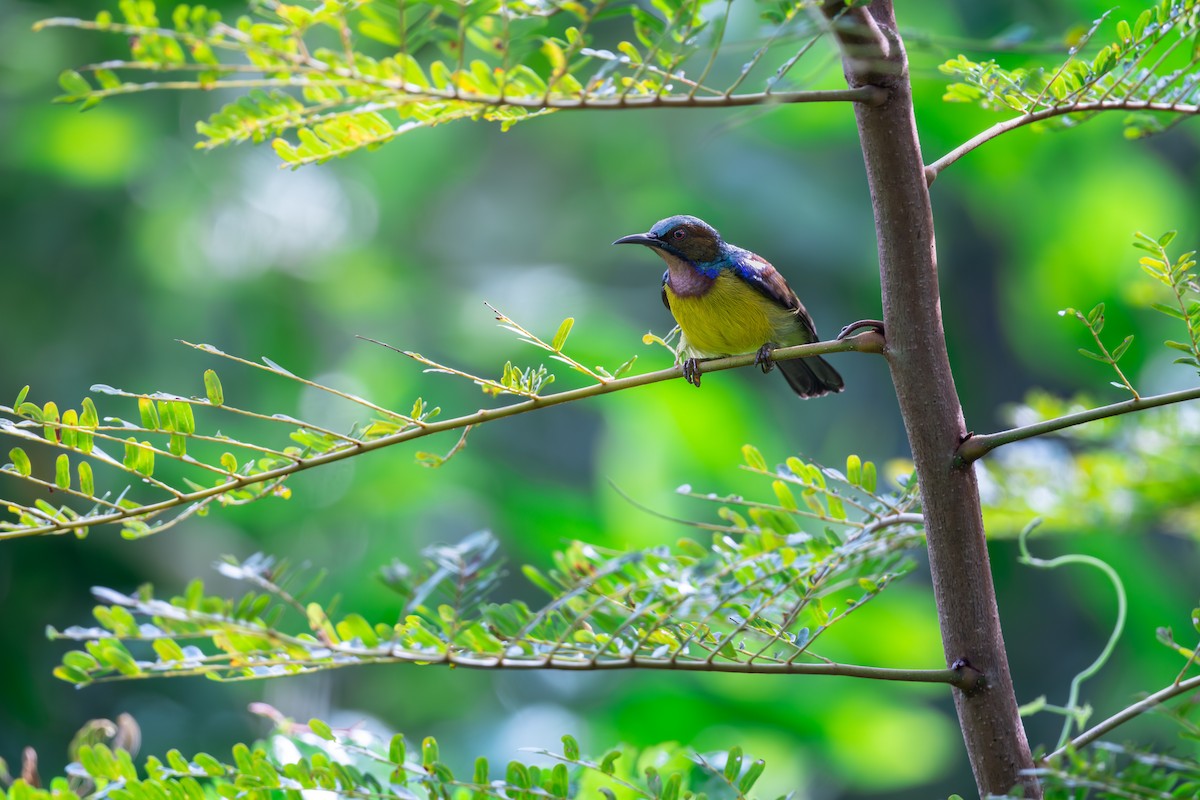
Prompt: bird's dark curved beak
<box><xmin>612</xmin><ymin>232</ymin><xmax>662</xmax><ymax>248</ymax></box>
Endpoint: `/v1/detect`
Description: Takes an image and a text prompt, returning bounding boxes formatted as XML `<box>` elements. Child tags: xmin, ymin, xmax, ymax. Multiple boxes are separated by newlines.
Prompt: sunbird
<box><xmin>614</xmin><ymin>215</ymin><xmax>844</xmax><ymax>398</ymax></box>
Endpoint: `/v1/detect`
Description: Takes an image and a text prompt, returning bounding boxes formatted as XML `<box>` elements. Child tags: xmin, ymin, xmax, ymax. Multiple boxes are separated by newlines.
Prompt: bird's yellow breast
<box><xmin>665</xmin><ymin>272</ymin><xmax>797</xmax><ymax>358</ymax></box>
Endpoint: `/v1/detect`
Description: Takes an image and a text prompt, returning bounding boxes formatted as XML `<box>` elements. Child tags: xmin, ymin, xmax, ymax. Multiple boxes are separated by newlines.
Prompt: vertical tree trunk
<box><xmin>824</xmin><ymin>2</ymin><xmax>1039</xmax><ymax>796</ymax></box>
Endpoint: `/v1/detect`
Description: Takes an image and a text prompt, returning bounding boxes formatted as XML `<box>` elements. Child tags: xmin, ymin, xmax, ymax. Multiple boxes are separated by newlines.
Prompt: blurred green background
<box><xmin>1</xmin><ymin>0</ymin><xmax>1198</xmax><ymax>796</ymax></box>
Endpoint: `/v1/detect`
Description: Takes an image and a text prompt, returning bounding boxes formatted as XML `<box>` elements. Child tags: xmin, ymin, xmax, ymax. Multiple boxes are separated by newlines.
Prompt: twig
<box><xmin>926</xmin><ymin>100</ymin><xmax>1200</xmax><ymax>184</ymax></box>
<box><xmin>955</xmin><ymin>385</ymin><xmax>1200</xmax><ymax>464</ymax></box>
<box><xmin>1045</xmin><ymin>674</ymin><xmax>1200</xmax><ymax>761</ymax></box>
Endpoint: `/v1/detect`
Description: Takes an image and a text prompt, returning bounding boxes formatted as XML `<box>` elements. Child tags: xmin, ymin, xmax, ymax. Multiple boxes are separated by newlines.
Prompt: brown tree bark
<box><xmin>823</xmin><ymin>1</ymin><xmax>1039</xmax><ymax>795</ymax></box>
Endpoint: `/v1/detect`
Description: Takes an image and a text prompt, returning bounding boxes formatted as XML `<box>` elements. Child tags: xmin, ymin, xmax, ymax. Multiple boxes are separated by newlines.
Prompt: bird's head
<box><xmin>613</xmin><ymin>215</ymin><xmax>725</xmax><ymax>266</ymax></box>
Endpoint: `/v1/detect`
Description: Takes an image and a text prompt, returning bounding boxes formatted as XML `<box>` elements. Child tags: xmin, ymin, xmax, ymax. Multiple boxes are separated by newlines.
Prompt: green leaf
<box><xmin>1111</xmin><ymin>335</ymin><xmax>1133</xmax><ymax>361</ymax></box>
<box><xmin>827</xmin><ymin>494</ymin><xmax>846</xmax><ymax>520</ymax></box>
<box><xmin>723</xmin><ymin>746</ymin><xmax>743</xmax><ymax>782</ymax></box>
<box><xmin>1159</xmin><ymin>230</ymin><xmax>1178</xmax><ymax>248</ymax></box>
<box><xmin>8</xmin><ymin>447</ymin><xmax>31</xmax><ymax>477</ymax></box>
<box><xmin>18</xmin><ymin>401</ymin><xmax>43</xmax><ymax>423</ymax></box>
<box><xmin>1165</xmin><ymin>340</ymin><xmax>1195</xmax><ymax>354</ymax></box>
<box><xmin>359</xmin><ymin>20</ymin><xmax>401</xmax><ymax>46</ymax></box>
<box><xmin>78</xmin><ymin>461</ymin><xmax>94</xmax><ymax>496</ymax></box>
<box><xmin>95</xmin><ymin>68</ymin><xmax>121</xmax><ymax>90</ymax></box>
<box><xmin>846</xmin><ymin>454</ymin><xmax>862</xmax><ymax>486</ymax></box>
<box><xmin>612</xmin><ymin>355</ymin><xmax>638</xmax><ymax>378</ymax></box>
<box><xmin>335</xmin><ymin>613</ymin><xmax>379</xmax><ymax>647</ymax></box>
<box><xmin>309</xmin><ymin>719</ymin><xmax>335</xmax><ymax>741</ymax></box>
<box><xmin>661</xmin><ymin>773</ymin><xmax>681</xmax><ymax>800</ymax></box>
<box><xmin>599</xmin><ymin>750</ymin><xmax>621</xmax><ymax>774</ymax></box>
<box><xmin>81</xmin><ymin>396</ymin><xmax>99</xmax><ymax>427</ymax></box>
<box><xmin>388</xmin><ymin>734</ymin><xmax>407</xmax><ymax>770</ymax></box>
<box><xmin>14</xmin><ymin>385</ymin><xmax>29</xmax><ymax>409</ymax></box>
<box><xmin>741</xmin><ymin>444</ymin><xmax>767</xmax><ymax>471</ymax></box>
<box><xmin>58</xmin><ymin>69</ymin><xmax>92</xmax><ymax>96</ymax></box>
<box><xmin>43</xmin><ymin>401</ymin><xmax>60</xmax><ymax>443</ymax></box>
<box><xmin>138</xmin><ymin>397</ymin><xmax>160</xmax><ymax>430</ymax></box>
<box><xmin>152</xmin><ymin>638</ymin><xmax>186</xmax><ymax>662</ymax></box>
<box><xmin>738</xmin><ymin>760</ymin><xmax>766</xmax><ymax>794</ymax></box>
<box><xmin>158</xmin><ymin>400</ymin><xmax>177</xmax><ymax>432</ymax></box>
<box><xmin>1151</xmin><ymin>302</ymin><xmax>1185</xmax><ymax>320</ymax></box>
<box><xmin>54</xmin><ymin>664</ymin><xmax>92</xmax><ymax>684</ymax></box>
<box><xmin>174</xmin><ymin>402</ymin><xmax>196</xmax><ymax>434</ymax></box>
<box><xmin>421</xmin><ymin>737</ymin><xmax>438</xmax><ymax>769</ymax></box>
<box><xmin>192</xmin><ymin>752</ymin><xmax>225</xmax><ymax>777</ymax></box>
<box><xmin>204</xmin><ymin>369</ymin><xmax>224</xmax><ymax>405</ymax></box>
<box><xmin>166</xmin><ymin>750</ymin><xmax>190</xmax><ymax>774</ymax></box>
<box><xmin>123</xmin><ymin>438</ymin><xmax>155</xmax><ymax>476</ymax></box>
<box><xmin>561</xmin><ymin>735</ymin><xmax>580</xmax><ymax>761</ymax></box>
<box><xmin>506</xmin><ymin>761</ymin><xmax>530</xmax><ymax>789</ymax></box>
<box><xmin>55</xmin><ymin>454</ymin><xmax>70</xmax><ymax>490</ymax></box>
<box><xmin>862</xmin><ymin>461</ymin><xmax>877</xmax><ymax>494</ymax></box>
<box><xmin>62</xmin><ymin>650</ymin><xmax>99</xmax><ymax>672</ymax></box>
<box><xmin>60</xmin><ymin>409</ymin><xmax>78</xmax><ymax>449</ymax></box>
<box><xmin>1077</xmin><ymin>348</ymin><xmax>1109</xmax><ymax>363</ymax></box>
<box><xmin>772</xmin><ymin>480</ymin><xmax>798</xmax><ymax>512</ymax></box>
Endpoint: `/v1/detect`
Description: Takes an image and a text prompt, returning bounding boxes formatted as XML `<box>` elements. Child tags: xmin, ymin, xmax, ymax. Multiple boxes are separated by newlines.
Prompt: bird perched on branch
<box><xmin>614</xmin><ymin>215</ymin><xmax>844</xmax><ymax>398</ymax></box>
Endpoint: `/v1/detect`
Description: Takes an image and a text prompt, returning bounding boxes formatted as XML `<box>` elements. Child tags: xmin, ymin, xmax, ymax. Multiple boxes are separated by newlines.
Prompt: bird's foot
<box><xmin>838</xmin><ymin>319</ymin><xmax>886</xmax><ymax>340</ymax></box>
<box><xmin>682</xmin><ymin>358</ymin><xmax>703</xmax><ymax>387</ymax></box>
<box><xmin>754</xmin><ymin>343</ymin><xmax>778</xmax><ymax>374</ymax></box>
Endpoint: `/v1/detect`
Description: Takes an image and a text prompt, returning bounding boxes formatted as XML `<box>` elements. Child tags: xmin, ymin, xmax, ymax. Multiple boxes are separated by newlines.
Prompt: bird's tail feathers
<box><xmin>778</xmin><ymin>355</ymin><xmax>844</xmax><ymax>398</ymax></box>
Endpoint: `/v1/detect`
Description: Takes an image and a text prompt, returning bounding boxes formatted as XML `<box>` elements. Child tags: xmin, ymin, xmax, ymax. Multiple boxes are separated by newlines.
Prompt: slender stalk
<box><xmin>926</xmin><ymin>100</ymin><xmax>1200</xmax><ymax>183</ymax></box>
<box><xmin>823</xmin><ymin>1</ymin><xmax>1038</xmax><ymax>795</ymax></box>
<box><xmin>1045</xmin><ymin>674</ymin><xmax>1200</xmax><ymax>761</ymax></box>
<box><xmin>0</xmin><ymin>333</ymin><xmax>884</xmax><ymax>540</ymax></box>
<box><xmin>956</xmin><ymin>385</ymin><xmax>1200</xmax><ymax>464</ymax></box>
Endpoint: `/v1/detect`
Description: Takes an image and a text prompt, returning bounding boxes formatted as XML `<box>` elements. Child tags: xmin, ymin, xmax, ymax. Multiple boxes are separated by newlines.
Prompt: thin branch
<box><xmin>606</xmin><ymin>481</ymin><xmax>745</xmax><ymax>534</ymax></box>
<box><xmin>79</xmin><ymin>387</ymin><xmax>361</xmax><ymax>444</ymax></box>
<box><xmin>1045</xmin><ymin>674</ymin><xmax>1200</xmax><ymax>761</ymax></box>
<box><xmin>60</xmin><ymin>74</ymin><xmax>887</xmax><ymax>110</ymax></box>
<box><xmin>179</xmin><ymin>341</ymin><xmax>418</xmax><ymax>425</ymax></box>
<box><xmin>766</xmin><ymin>3</ymin><xmax>848</xmax><ymax>96</ymax></box>
<box><xmin>926</xmin><ymin>100</ymin><xmax>1200</xmax><ymax>184</ymax></box>
<box><xmin>1</xmin><ymin>332</ymin><xmax>885</xmax><ymax>539</ymax></box>
<box><xmin>2</xmin><ymin>471</ymin><xmax>124</xmax><ymax>513</ymax></box>
<box><xmin>1174</xmin><ymin>640</ymin><xmax>1200</xmax><ymax>686</ymax></box>
<box><xmin>686</xmin><ymin>0</ymin><xmax>731</xmax><ymax>100</ymax></box>
<box><xmin>955</xmin><ymin>385</ymin><xmax>1200</xmax><ymax>464</ymax></box>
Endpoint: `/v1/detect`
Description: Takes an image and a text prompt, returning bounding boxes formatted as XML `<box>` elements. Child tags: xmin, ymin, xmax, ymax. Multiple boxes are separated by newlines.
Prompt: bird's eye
<box><xmin>671</xmin><ymin>228</ymin><xmax>686</xmax><ymax>240</ymax></box>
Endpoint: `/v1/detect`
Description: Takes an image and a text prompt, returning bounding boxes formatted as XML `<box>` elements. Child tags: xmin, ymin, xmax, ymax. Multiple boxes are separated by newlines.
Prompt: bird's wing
<box><xmin>660</xmin><ymin>269</ymin><xmax>670</xmax><ymax>310</ymax></box>
<box><xmin>734</xmin><ymin>251</ymin><xmax>820</xmax><ymax>340</ymax></box>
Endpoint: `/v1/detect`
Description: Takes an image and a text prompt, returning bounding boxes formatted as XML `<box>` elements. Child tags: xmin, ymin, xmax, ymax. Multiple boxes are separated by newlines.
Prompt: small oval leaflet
<box><xmin>204</xmin><ymin>369</ymin><xmax>224</xmax><ymax>405</ymax></box>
